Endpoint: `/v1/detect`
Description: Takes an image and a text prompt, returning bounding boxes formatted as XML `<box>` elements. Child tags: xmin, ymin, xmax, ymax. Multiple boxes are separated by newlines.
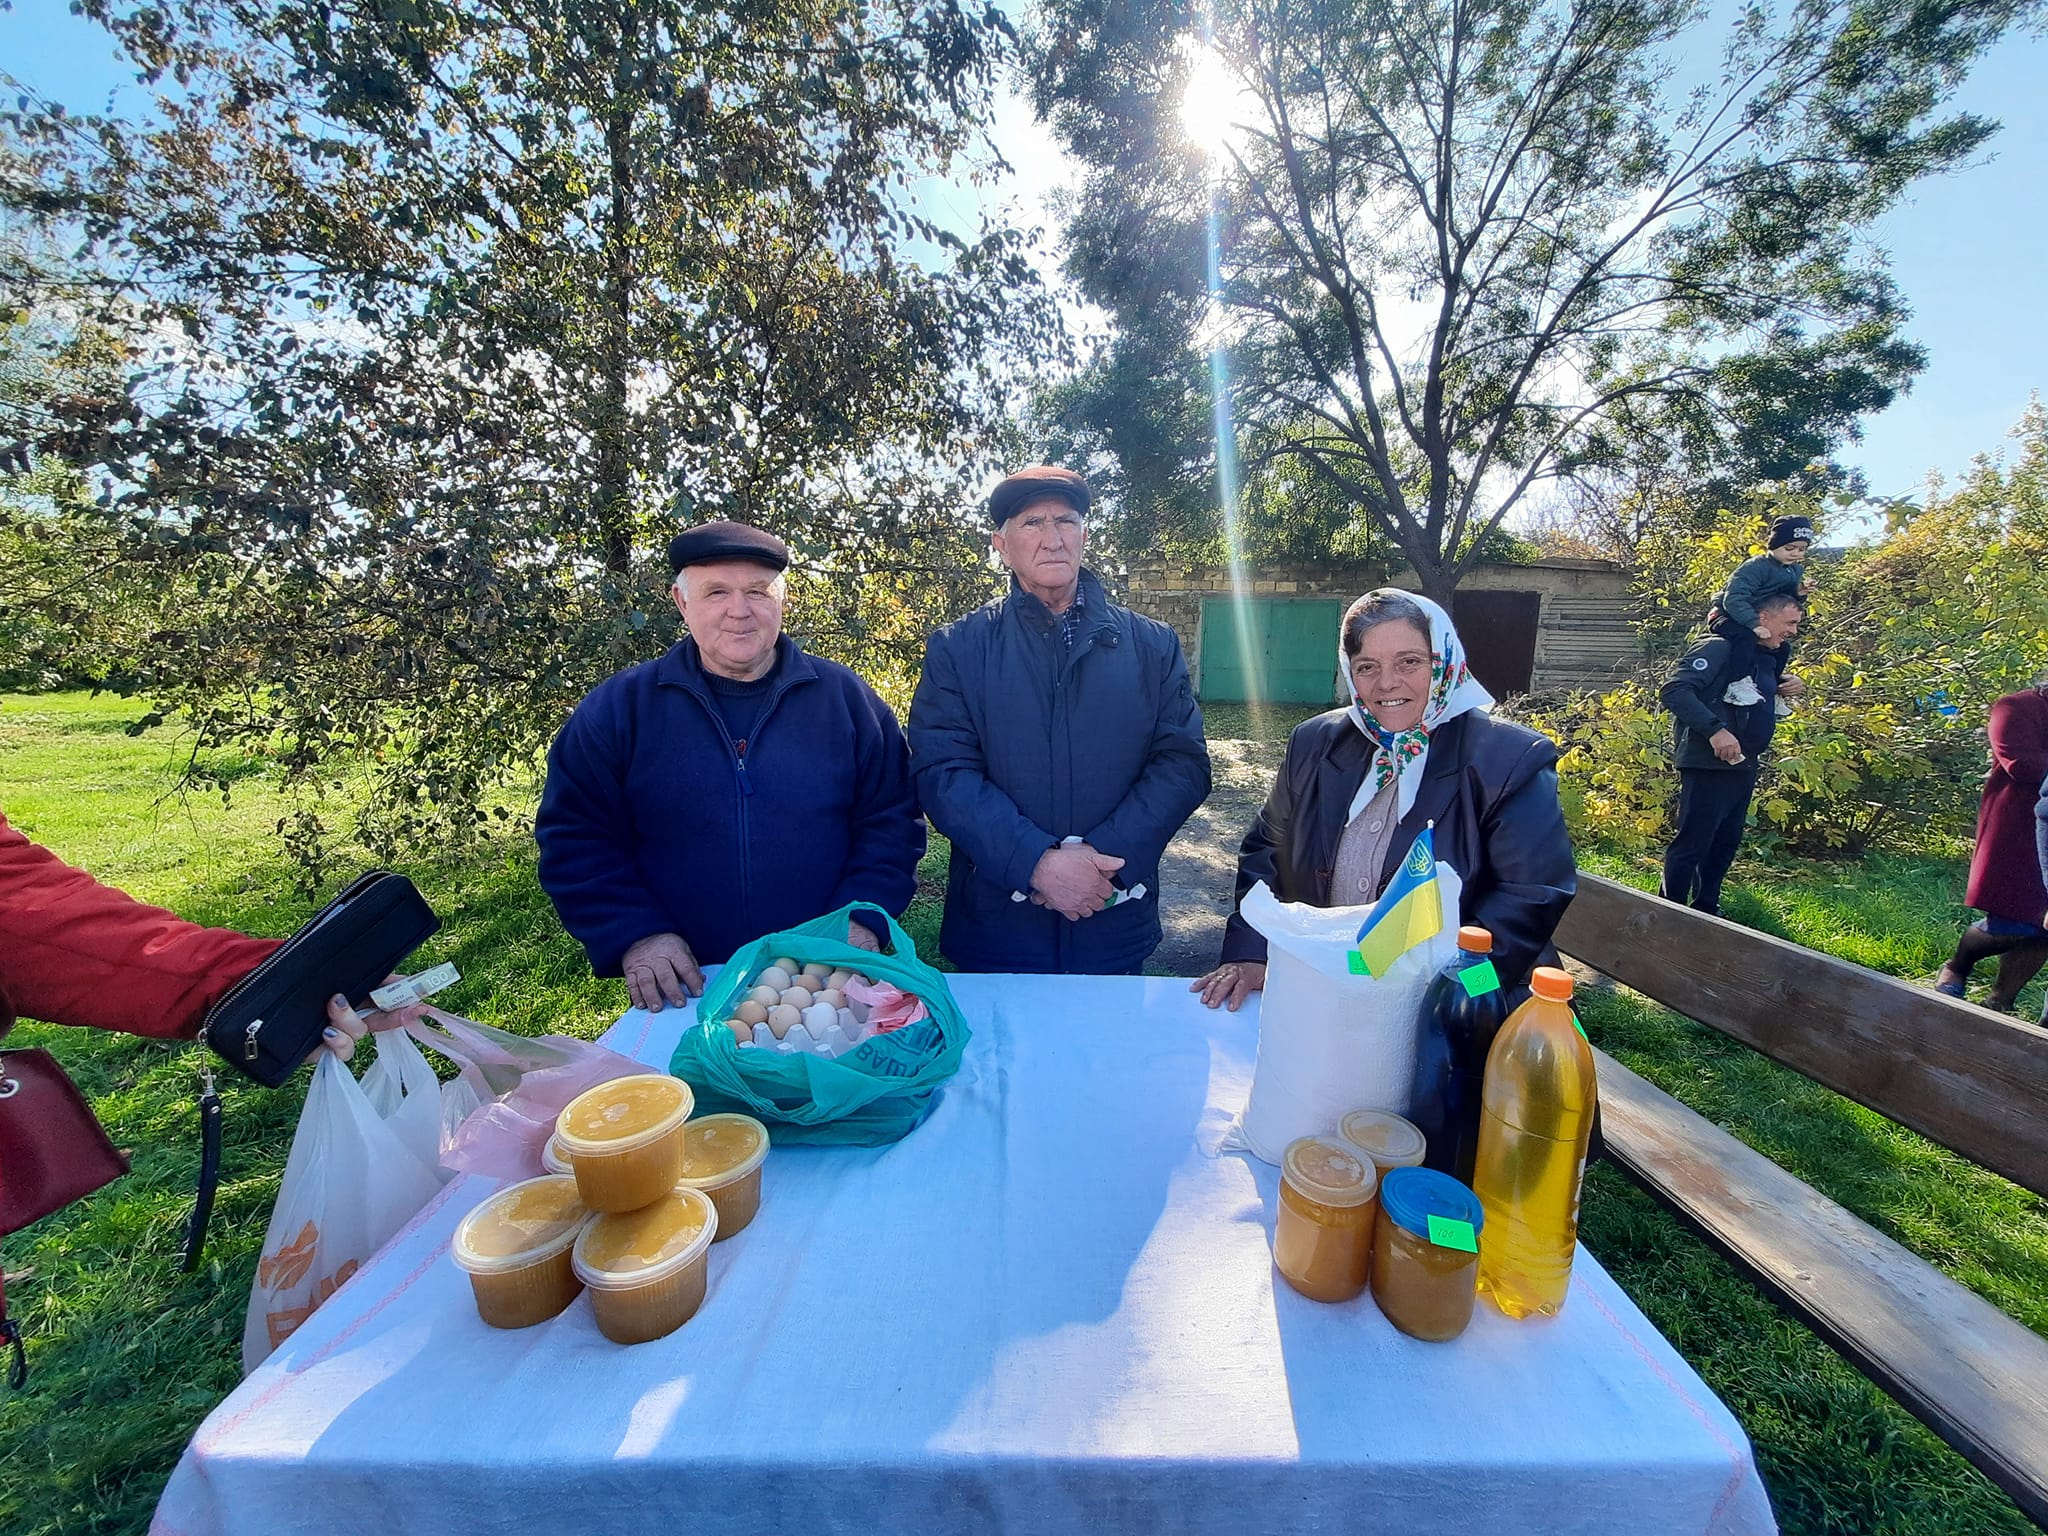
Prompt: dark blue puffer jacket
<box><xmin>536</xmin><ymin>635</ymin><xmax>923</xmax><ymax>974</ymax></box>
<box><xmin>908</xmin><ymin>570</ymin><xmax>1211</xmax><ymax>973</ymax></box>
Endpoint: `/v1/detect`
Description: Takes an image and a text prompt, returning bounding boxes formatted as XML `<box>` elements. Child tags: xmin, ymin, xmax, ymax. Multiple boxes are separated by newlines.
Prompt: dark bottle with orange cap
<box><xmin>1407</xmin><ymin>925</ymin><xmax>1511</xmax><ymax>1184</ymax></box>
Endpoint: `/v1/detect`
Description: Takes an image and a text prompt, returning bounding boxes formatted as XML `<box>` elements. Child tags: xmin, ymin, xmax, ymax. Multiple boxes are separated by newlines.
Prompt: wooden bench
<box><xmin>1555</xmin><ymin>873</ymin><xmax>2048</xmax><ymax>1528</ymax></box>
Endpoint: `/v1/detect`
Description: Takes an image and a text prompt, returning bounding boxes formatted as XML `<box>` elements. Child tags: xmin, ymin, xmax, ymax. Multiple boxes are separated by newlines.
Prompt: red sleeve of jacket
<box><xmin>0</xmin><ymin>811</ymin><xmax>281</xmax><ymax>1039</ymax></box>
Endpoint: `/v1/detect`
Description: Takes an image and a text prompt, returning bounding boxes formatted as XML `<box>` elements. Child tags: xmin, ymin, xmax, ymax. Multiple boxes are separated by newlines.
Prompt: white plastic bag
<box><xmin>358</xmin><ymin>1027</ymin><xmax>451</xmax><ymax>1186</ymax></box>
<box><xmin>1222</xmin><ymin>870</ymin><xmax>1462</xmax><ymax>1164</ymax></box>
<box><xmin>243</xmin><ymin>1050</ymin><xmax>445</xmax><ymax>1371</ymax></box>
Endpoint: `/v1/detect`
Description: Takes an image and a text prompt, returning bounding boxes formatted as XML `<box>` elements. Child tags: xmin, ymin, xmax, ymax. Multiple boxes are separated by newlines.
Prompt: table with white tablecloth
<box><xmin>152</xmin><ymin>974</ymin><xmax>1776</xmax><ymax>1536</ymax></box>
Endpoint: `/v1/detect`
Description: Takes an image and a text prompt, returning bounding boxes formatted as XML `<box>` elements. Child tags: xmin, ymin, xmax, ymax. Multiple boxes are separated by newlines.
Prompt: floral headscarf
<box><xmin>1341</xmin><ymin>590</ymin><xmax>1495</xmax><ymax>820</ymax></box>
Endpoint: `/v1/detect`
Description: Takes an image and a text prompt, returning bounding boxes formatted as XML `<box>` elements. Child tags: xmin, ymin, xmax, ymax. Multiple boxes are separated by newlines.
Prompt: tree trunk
<box><xmin>593</xmin><ymin>8</ymin><xmax>638</xmax><ymax>585</ymax></box>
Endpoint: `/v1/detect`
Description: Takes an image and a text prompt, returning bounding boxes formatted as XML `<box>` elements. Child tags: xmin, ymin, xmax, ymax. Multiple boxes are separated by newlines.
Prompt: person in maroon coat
<box><xmin>1936</xmin><ymin>679</ymin><xmax>2048</xmax><ymax>1011</ymax></box>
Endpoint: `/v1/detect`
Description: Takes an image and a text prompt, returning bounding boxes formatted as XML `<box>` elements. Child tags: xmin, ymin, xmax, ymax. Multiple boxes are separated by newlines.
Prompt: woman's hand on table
<box><xmin>1190</xmin><ymin>961</ymin><xmax>1266</xmax><ymax>1011</ymax></box>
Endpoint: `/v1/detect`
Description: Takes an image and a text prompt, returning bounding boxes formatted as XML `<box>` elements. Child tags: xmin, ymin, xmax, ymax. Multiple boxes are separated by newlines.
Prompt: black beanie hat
<box><xmin>1768</xmin><ymin>516</ymin><xmax>1815</xmax><ymax>550</ymax></box>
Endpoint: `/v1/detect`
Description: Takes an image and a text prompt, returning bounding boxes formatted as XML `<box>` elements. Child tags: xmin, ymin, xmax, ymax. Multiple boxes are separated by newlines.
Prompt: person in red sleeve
<box><xmin>1937</xmin><ymin>677</ymin><xmax>2048</xmax><ymax>1011</ymax></box>
<box><xmin>0</xmin><ymin>809</ymin><xmax>400</xmax><ymax>1055</ymax></box>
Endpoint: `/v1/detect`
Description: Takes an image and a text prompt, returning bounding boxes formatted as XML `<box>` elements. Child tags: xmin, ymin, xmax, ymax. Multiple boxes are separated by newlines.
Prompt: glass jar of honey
<box><xmin>1274</xmin><ymin>1136</ymin><xmax>1378</xmax><ymax>1303</ymax></box>
<box><xmin>1371</xmin><ymin>1167</ymin><xmax>1486</xmax><ymax>1341</ymax></box>
<box><xmin>1338</xmin><ymin>1108</ymin><xmax>1427</xmax><ymax>1179</ymax></box>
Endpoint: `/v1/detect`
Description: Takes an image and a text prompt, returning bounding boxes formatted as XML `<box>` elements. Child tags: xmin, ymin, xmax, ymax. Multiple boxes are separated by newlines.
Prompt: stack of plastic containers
<box><xmin>452</xmin><ymin>1072</ymin><xmax>769</xmax><ymax>1344</ymax></box>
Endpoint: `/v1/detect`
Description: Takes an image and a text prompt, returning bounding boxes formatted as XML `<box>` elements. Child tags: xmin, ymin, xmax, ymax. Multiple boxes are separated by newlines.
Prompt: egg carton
<box><xmin>738</xmin><ymin>1006</ymin><xmax>874</xmax><ymax>1060</ymax></box>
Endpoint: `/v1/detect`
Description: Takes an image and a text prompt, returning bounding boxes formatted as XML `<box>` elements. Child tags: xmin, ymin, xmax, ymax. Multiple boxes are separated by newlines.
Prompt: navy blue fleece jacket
<box><xmin>536</xmin><ymin>635</ymin><xmax>923</xmax><ymax>973</ymax></box>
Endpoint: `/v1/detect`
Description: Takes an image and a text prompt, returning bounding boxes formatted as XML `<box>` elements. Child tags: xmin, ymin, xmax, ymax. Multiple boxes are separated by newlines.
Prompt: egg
<box><xmin>825</xmin><ymin>968</ymin><xmax>853</xmax><ymax>990</ymax></box>
<box><xmin>770</xmin><ymin>955</ymin><xmax>800</xmax><ymax>974</ymax></box>
<box><xmin>780</xmin><ymin>985</ymin><xmax>814</xmax><ymax>1010</ymax></box>
<box><xmin>800</xmin><ymin>962</ymin><xmax>832</xmax><ymax>986</ymax></box>
<box><xmin>747</xmin><ymin>984</ymin><xmax>780</xmax><ymax>1007</ymax></box>
<box><xmin>766</xmin><ymin>1004</ymin><xmax>802</xmax><ymax>1040</ymax></box>
<box><xmin>802</xmin><ymin>1001</ymin><xmax>837</xmax><ymax>1034</ymax></box>
<box><xmin>758</xmin><ymin>965</ymin><xmax>794</xmax><ymax>992</ymax></box>
<box><xmin>815</xmin><ymin>987</ymin><xmax>844</xmax><ymax>1010</ymax></box>
<box><xmin>735</xmin><ymin>999</ymin><xmax>769</xmax><ymax>1026</ymax></box>
<box><xmin>725</xmin><ymin>1017</ymin><xmax>751</xmax><ymax>1045</ymax></box>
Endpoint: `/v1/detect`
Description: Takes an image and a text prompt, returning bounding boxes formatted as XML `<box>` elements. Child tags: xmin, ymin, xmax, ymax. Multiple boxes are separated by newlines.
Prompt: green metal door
<box><xmin>1199</xmin><ymin>597</ymin><xmax>1344</xmax><ymax>703</ymax></box>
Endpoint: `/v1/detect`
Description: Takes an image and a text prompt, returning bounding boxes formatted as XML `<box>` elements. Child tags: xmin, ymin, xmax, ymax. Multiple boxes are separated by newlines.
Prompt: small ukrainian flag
<box><xmin>1354</xmin><ymin>827</ymin><xmax>1444</xmax><ymax>978</ymax></box>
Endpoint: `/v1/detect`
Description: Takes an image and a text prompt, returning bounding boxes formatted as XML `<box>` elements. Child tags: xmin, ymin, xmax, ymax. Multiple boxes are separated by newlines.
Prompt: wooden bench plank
<box><xmin>1594</xmin><ymin>1048</ymin><xmax>2048</xmax><ymax>1527</ymax></box>
<box><xmin>1557</xmin><ymin>873</ymin><xmax>2048</xmax><ymax>1199</ymax></box>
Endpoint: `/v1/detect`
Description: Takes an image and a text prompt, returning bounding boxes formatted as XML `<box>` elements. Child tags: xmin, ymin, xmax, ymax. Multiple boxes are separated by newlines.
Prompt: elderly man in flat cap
<box><xmin>536</xmin><ymin>521</ymin><xmax>923</xmax><ymax>1011</ymax></box>
<box><xmin>908</xmin><ymin>466</ymin><xmax>1210</xmax><ymax>974</ymax></box>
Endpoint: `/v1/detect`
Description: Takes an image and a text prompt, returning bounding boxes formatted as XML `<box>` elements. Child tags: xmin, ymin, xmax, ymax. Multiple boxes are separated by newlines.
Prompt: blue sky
<box><xmin>4</xmin><ymin>0</ymin><xmax>2042</xmax><ymax>505</ymax></box>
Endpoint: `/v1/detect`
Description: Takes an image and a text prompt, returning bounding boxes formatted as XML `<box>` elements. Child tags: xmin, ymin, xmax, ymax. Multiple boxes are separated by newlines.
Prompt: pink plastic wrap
<box><xmin>406</xmin><ymin>1009</ymin><xmax>644</xmax><ymax>1181</ymax></box>
<box><xmin>841</xmin><ymin>976</ymin><xmax>929</xmax><ymax>1034</ymax></box>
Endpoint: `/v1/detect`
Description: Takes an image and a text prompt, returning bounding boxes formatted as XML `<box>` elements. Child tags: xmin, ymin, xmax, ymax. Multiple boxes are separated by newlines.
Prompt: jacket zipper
<box><xmin>682</xmin><ymin>661</ymin><xmax>808</xmax><ymax>938</ymax></box>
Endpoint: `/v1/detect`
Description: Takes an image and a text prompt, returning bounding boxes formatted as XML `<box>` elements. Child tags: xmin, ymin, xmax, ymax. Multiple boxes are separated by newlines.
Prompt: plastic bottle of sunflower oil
<box><xmin>1470</xmin><ymin>966</ymin><xmax>1597</xmax><ymax>1318</ymax></box>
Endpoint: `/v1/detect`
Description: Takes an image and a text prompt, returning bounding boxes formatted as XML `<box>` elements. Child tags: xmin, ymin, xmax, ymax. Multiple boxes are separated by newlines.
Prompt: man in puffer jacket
<box><xmin>908</xmin><ymin>466</ymin><xmax>1211</xmax><ymax>974</ymax></box>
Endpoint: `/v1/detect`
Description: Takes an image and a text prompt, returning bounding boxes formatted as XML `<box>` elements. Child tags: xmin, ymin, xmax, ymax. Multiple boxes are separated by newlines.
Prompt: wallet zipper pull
<box><xmin>243</xmin><ymin>1018</ymin><xmax>263</xmax><ymax>1063</ymax></box>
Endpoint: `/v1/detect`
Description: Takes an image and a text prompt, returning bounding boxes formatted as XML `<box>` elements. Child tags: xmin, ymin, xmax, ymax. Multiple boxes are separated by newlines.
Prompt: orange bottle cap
<box><xmin>1531</xmin><ymin>966</ymin><xmax>1574</xmax><ymax>1001</ymax></box>
<box><xmin>1456</xmin><ymin>926</ymin><xmax>1493</xmax><ymax>954</ymax></box>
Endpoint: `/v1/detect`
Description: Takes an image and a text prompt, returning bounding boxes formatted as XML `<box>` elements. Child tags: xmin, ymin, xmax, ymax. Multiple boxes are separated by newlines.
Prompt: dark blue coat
<box><xmin>1219</xmin><ymin>710</ymin><xmax>1576</xmax><ymax>990</ymax></box>
<box><xmin>536</xmin><ymin>635</ymin><xmax>923</xmax><ymax>974</ymax></box>
<box><xmin>1661</xmin><ymin>634</ymin><xmax>1781</xmax><ymax>770</ymax></box>
<box><xmin>908</xmin><ymin>570</ymin><xmax>1211</xmax><ymax>973</ymax></box>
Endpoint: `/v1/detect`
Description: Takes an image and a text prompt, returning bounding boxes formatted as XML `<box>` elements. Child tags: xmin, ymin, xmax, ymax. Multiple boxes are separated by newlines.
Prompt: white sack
<box><xmin>1224</xmin><ymin>869</ymin><xmax>1462</xmax><ymax>1164</ymax></box>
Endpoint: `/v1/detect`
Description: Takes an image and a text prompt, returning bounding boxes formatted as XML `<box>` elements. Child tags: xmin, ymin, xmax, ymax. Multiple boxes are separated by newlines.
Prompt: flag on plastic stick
<box><xmin>1354</xmin><ymin>827</ymin><xmax>1444</xmax><ymax>978</ymax></box>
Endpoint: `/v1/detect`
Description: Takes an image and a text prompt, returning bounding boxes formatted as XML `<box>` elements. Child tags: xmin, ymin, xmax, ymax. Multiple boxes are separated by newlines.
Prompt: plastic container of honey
<box><xmin>572</xmin><ymin>1185</ymin><xmax>719</xmax><ymax>1344</ymax></box>
<box><xmin>541</xmin><ymin>1132</ymin><xmax>572</xmax><ymax>1176</ymax></box>
<box><xmin>1371</xmin><ymin>1167</ymin><xmax>1486</xmax><ymax>1342</ymax></box>
<box><xmin>451</xmin><ymin>1175</ymin><xmax>592</xmax><ymax>1329</ymax></box>
<box><xmin>675</xmin><ymin>1113</ymin><xmax>769</xmax><ymax>1240</ymax></box>
<box><xmin>555</xmin><ymin>1074</ymin><xmax>694</xmax><ymax>1213</ymax></box>
<box><xmin>1338</xmin><ymin>1108</ymin><xmax>1428</xmax><ymax>1178</ymax></box>
<box><xmin>1274</xmin><ymin>1135</ymin><xmax>1379</xmax><ymax>1303</ymax></box>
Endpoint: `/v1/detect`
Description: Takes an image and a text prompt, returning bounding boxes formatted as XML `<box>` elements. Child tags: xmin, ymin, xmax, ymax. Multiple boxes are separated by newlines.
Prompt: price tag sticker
<box><xmin>1426</xmin><ymin>1215</ymin><xmax>1479</xmax><ymax>1253</ymax></box>
<box><xmin>1347</xmin><ymin>951</ymin><xmax>1368</xmax><ymax>975</ymax></box>
<box><xmin>1457</xmin><ymin>960</ymin><xmax>1501</xmax><ymax>999</ymax></box>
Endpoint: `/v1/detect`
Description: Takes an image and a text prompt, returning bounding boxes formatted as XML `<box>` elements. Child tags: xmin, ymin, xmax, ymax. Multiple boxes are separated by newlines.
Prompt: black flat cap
<box><xmin>989</xmin><ymin>465</ymin><xmax>1091</xmax><ymax>526</ymax></box>
<box><xmin>667</xmin><ymin>520</ymin><xmax>791</xmax><ymax>577</ymax></box>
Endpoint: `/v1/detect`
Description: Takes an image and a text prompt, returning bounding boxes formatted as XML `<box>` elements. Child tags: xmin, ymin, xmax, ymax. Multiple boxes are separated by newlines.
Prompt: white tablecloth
<box><xmin>153</xmin><ymin>974</ymin><xmax>1775</xmax><ymax>1536</ymax></box>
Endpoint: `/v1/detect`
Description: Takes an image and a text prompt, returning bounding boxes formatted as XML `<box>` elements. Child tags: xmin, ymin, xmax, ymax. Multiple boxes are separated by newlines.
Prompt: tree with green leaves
<box><xmin>4</xmin><ymin>0</ymin><xmax>1054</xmax><ymax>861</ymax></box>
<box><xmin>1028</xmin><ymin>0</ymin><xmax>2038</xmax><ymax>605</ymax></box>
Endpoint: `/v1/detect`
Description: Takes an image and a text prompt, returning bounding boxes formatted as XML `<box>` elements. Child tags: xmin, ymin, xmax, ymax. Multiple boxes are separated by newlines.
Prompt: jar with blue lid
<box><xmin>1371</xmin><ymin>1167</ymin><xmax>1486</xmax><ymax>1341</ymax></box>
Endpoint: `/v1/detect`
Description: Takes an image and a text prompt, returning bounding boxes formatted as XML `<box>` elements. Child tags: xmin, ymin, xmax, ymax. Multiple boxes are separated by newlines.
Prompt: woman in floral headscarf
<box><xmin>1193</xmin><ymin>590</ymin><xmax>1576</xmax><ymax>1010</ymax></box>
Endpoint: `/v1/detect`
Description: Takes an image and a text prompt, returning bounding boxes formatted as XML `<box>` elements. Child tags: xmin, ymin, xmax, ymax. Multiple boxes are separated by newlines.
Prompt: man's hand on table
<box><xmin>622</xmin><ymin>932</ymin><xmax>704</xmax><ymax>1011</ymax></box>
<box><xmin>1190</xmin><ymin>960</ymin><xmax>1266</xmax><ymax>1011</ymax></box>
<box><xmin>1030</xmin><ymin>842</ymin><xmax>1123</xmax><ymax>920</ymax></box>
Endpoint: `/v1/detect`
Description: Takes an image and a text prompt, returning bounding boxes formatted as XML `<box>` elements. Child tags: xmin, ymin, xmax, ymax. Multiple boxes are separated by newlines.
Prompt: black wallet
<box><xmin>199</xmin><ymin>871</ymin><xmax>441</xmax><ymax>1087</ymax></box>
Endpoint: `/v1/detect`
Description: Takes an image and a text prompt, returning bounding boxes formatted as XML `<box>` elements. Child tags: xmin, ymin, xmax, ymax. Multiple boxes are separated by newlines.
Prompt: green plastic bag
<box><xmin>668</xmin><ymin>903</ymin><xmax>970</xmax><ymax>1146</ymax></box>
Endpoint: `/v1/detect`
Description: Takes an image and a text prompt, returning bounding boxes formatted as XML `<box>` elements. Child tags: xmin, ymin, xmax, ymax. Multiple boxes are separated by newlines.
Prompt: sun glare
<box><xmin>1179</xmin><ymin>40</ymin><xmax>1242</xmax><ymax>159</ymax></box>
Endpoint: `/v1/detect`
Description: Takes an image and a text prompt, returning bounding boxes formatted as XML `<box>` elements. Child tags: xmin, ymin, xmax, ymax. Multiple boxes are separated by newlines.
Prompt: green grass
<box><xmin>3</xmin><ymin>691</ymin><xmax>2044</xmax><ymax>1535</ymax></box>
